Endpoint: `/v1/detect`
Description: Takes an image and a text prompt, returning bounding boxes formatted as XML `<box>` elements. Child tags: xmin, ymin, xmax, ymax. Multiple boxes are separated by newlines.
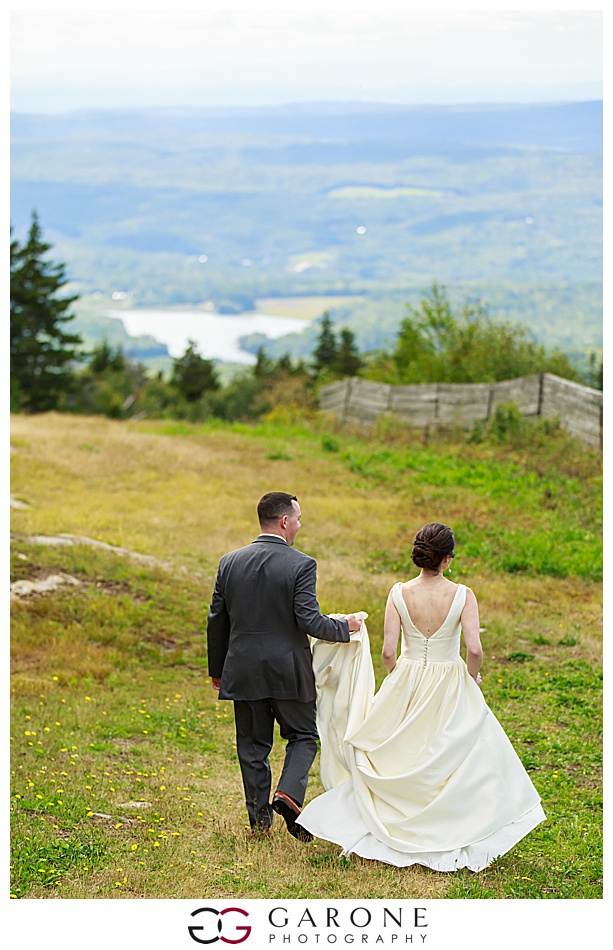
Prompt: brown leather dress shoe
<box><xmin>272</xmin><ymin>790</ymin><xmax>314</xmax><ymax>842</ymax></box>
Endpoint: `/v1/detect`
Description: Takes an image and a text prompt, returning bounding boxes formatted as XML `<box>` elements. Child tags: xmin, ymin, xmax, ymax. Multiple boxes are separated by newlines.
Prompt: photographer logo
<box><xmin>188</xmin><ymin>906</ymin><xmax>251</xmax><ymax>945</ymax></box>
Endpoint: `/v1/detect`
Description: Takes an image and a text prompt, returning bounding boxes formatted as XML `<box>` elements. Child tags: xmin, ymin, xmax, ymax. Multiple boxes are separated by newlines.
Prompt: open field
<box><xmin>10</xmin><ymin>411</ymin><xmax>602</xmax><ymax>900</ymax></box>
<box><xmin>254</xmin><ymin>296</ymin><xmax>364</xmax><ymax>320</ymax></box>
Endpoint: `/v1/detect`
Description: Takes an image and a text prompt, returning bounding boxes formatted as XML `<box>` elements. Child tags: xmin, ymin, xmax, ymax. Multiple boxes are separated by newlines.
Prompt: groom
<box><xmin>207</xmin><ymin>491</ymin><xmax>360</xmax><ymax>839</ymax></box>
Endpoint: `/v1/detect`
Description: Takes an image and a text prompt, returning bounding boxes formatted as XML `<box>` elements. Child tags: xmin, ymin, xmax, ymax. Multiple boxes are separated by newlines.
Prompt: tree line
<box><xmin>10</xmin><ymin>212</ymin><xmax>602</xmax><ymax>422</ymax></box>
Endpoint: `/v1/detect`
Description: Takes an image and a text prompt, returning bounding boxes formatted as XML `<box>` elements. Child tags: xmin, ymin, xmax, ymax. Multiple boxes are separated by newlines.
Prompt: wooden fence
<box><xmin>319</xmin><ymin>373</ymin><xmax>603</xmax><ymax>449</ymax></box>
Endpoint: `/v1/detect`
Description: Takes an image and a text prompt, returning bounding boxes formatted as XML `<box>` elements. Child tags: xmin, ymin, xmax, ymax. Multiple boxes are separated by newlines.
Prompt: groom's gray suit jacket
<box><xmin>207</xmin><ymin>535</ymin><xmax>350</xmax><ymax>702</ymax></box>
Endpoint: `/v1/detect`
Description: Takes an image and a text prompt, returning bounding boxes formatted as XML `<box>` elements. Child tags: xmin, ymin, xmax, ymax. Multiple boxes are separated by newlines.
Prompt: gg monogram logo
<box><xmin>188</xmin><ymin>907</ymin><xmax>252</xmax><ymax>945</ymax></box>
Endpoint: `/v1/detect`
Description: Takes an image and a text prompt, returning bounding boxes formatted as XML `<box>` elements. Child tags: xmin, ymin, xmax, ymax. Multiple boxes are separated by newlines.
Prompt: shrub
<box><xmin>489</xmin><ymin>402</ymin><xmax>524</xmax><ymax>442</ymax></box>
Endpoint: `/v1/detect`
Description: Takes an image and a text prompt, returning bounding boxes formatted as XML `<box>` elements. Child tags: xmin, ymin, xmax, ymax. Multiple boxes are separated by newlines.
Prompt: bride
<box><xmin>297</xmin><ymin>522</ymin><xmax>545</xmax><ymax>872</ymax></box>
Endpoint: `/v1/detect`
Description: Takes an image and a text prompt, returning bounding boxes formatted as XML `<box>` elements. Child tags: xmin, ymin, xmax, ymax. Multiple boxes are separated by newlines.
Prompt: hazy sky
<box><xmin>10</xmin><ymin>4</ymin><xmax>603</xmax><ymax>112</ymax></box>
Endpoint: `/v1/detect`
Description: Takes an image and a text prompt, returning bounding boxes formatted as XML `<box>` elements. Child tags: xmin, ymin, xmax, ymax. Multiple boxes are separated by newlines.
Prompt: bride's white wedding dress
<box><xmin>297</xmin><ymin>583</ymin><xmax>545</xmax><ymax>871</ymax></box>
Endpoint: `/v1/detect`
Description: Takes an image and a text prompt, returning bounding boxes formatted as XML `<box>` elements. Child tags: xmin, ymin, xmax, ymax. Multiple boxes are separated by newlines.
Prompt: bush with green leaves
<box><xmin>389</xmin><ymin>281</ymin><xmax>580</xmax><ymax>385</ymax></box>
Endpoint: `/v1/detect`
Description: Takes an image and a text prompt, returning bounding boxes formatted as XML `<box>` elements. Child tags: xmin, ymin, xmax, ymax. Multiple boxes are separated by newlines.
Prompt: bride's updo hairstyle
<box><xmin>411</xmin><ymin>522</ymin><xmax>455</xmax><ymax>571</ymax></box>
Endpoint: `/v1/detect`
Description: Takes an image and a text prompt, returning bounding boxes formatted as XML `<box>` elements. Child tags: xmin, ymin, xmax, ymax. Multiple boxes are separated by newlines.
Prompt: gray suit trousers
<box><xmin>233</xmin><ymin>697</ymin><xmax>318</xmax><ymax>829</ymax></box>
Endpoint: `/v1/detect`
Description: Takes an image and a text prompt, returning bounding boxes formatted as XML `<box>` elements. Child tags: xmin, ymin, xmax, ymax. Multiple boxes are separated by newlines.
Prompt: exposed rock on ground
<box><xmin>11</xmin><ymin>572</ymin><xmax>81</xmax><ymax>598</ymax></box>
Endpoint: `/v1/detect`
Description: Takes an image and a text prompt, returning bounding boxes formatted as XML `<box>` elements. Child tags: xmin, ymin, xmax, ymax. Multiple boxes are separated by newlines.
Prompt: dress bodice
<box><xmin>392</xmin><ymin>582</ymin><xmax>466</xmax><ymax>664</ymax></box>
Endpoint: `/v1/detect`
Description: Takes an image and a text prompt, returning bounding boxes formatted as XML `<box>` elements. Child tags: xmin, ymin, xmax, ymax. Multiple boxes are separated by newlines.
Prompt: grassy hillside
<box><xmin>10</xmin><ymin>411</ymin><xmax>602</xmax><ymax>899</ymax></box>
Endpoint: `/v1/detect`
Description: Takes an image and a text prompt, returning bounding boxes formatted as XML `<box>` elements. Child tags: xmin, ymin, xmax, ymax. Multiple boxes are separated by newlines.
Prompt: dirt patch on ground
<box><xmin>89</xmin><ymin>578</ymin><xmax>151</xmax><ymax>602</ymax></box>
<box><xmin>10</xmin><ymin>562</ymin><xmax>71</xmax><ymax>582</ymax></box>
<box><xmin>567</xmin><ymin>765</ymin><xmax>602</xmax><ymax>790</ymax></box>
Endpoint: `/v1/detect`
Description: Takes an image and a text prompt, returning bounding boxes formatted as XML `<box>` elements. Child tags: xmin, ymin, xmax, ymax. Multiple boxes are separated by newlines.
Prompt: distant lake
<box><xmin>107</xmin><ymin>309</ymin><xmax>308</xmax><ymax>363</ymax></box>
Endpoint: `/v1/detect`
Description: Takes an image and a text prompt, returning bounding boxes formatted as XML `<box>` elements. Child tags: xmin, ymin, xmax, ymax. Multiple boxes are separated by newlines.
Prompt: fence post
<box><xmin>342</xmin><ymin>378</ymin><xmax>353</xmax><ymax>423</ymax></box>
<box><xmin>600</xmin><ymin>399</ymin><xmax>603</xmax><ymax>451</ymax></box>
<box><xmin>537</xmin><ymin>373</ymin><xmax>545</xmax><ymax>417</ymax></box>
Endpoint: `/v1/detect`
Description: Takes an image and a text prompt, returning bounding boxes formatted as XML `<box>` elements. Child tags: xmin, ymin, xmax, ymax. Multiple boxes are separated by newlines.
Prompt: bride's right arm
<box><xmin>382</xmin><ymin>589</ymin><xmax>401</xmax><ymax>674</ymax></box>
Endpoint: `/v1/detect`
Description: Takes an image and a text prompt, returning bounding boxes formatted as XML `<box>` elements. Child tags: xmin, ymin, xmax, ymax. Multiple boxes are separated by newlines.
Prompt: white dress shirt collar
<box><xmin>257</xmin><ymin>533</ymin><xmax>287</xmax><ymax>543</ymax></box>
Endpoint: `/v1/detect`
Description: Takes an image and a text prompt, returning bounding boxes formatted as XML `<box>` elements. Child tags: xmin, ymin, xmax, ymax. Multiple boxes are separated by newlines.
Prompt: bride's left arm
<box><xmin>461</xmin><ymin>587</ymin><xmax>483</xmax><ymax>684</ymax></box>
<box><xmin>382</xmin><ymin>590</ymin><xmax>401</xmax><ymax>674</ymax></box>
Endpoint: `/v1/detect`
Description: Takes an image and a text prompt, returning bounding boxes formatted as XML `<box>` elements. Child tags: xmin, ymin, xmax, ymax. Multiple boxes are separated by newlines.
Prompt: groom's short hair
<box><xmin>257</xmin><ymin>492</ymin><xmax>298</xmax><ymax>526</ymax></box>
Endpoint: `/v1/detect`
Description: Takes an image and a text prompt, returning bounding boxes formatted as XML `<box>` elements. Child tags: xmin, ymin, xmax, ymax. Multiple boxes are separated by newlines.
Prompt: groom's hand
<box><xmin>211</xmin><ymin>677</ymin><xmax>221</xmax><ymax>691</ymax></box>
<box><xmin>346</xmin><ymin>615</ymin><xmax>361</xmax><ymax>633</ymax></box>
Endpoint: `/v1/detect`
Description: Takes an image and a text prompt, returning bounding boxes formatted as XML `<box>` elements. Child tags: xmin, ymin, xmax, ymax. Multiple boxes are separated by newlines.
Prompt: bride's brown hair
<box><xmin>411</xmin><ymin>522</ymin><xmax>455</xmax><ymax>570</ymax></box>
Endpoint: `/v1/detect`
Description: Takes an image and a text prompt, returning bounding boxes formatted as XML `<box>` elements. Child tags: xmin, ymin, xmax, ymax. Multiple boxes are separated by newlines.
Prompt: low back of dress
<box><xmin>392</xmin><ymin>581</ymin><xmax>466</xmax><ymax>665</ymax></box>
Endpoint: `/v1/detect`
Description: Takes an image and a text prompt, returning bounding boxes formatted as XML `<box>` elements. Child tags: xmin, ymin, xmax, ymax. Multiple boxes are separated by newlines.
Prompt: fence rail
<box><xmin>319</xmin><ymin>373</ymin><xmax>602</xmax><ymax>449</ymax></box>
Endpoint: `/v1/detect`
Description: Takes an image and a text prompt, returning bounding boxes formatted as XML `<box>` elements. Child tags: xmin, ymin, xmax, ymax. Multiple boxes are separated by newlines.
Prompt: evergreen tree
<box><xmin>253</xmin><ymin>346</ymin><xmax>274</xmax><ymax>378</ymax></box>
<box><xmin>10</xmin><ymin>211</ymin><xmax>82</xmax><ymax>412</ymax></box>
<box><xmin>334</xmin><ymin>328</ymin><xmax>363</xmax><ymax>377</ymax></box>
<box><xmin>171</xmin><ymin>339</ymin><xmax>220</xmax><ymax>402</ymax></box>
<box><xmin>86</xmin><ymin>340</ymin><xmax>128</xmax><ymax>375</ymax></box>
<box><xmin>312</xmin><ymin>311</ymin><xmax>338</xmax><ymax>374</ymax></box>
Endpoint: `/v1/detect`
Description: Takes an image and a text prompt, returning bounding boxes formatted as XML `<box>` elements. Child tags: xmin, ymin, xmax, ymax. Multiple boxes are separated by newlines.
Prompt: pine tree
<box><xmin>253</xmin><ymin>346</ymin><xmax>274</xmax><ymax>378</ymax></box>
<box><xmin>171</xmin><ymin>339</ymin><xmax>220</xmax><ymax>402</ymax></box>
<box><xmin>87</xmin><ymin>340</ymin><xmax>128</xmax><ymax>375</ymax></box>
<box><xmin>10</xmin><ymin>211</ymin><xmax>82</xmax><ymax>412</ymax></box>
<box><xmin>312</xmin><ymin>311</ymin><xmax>338</xmax><ymax>374</ymax></box>
<box><xmin>334</xmin><ymin>328</ymin><xmax>363</xmax><ymax>377</ymax></box>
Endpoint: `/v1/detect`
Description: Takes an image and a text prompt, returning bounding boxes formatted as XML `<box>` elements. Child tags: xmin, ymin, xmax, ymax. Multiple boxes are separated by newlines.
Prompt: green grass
<box><xmin>321</xmin><ymin>426</ymin><xmax>601</xmax><ymax>580</ymax></box>
<box><xmin>10</xmin><ymin>411</ymin><xmax>602</xmax><ymax>899</ymax></box>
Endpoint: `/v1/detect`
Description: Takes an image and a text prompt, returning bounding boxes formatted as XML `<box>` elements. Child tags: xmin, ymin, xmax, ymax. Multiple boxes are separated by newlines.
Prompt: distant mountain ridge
<box><xmin>10</xmin><ymin>100</ymin><xmax>602</xmax><ymax>366</ymax></box>
<box><xmin>11</xmin><ymin>99</ymin><xmax>602</xmax><ymax>151</ymax></box>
